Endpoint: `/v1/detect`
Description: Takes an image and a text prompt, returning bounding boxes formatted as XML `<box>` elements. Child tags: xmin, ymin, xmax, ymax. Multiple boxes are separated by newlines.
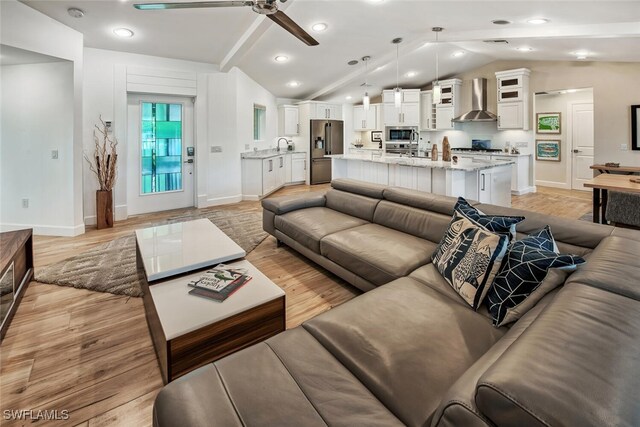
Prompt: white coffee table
<box><xmin>135</xmin><ymin>218</ymin><xmax>246</xmax><ymax>282</ymax></box>
<box><xmin>134</xmin><ymin>220</ymin><xmax>286</xmax><ymax>384</ymax></box>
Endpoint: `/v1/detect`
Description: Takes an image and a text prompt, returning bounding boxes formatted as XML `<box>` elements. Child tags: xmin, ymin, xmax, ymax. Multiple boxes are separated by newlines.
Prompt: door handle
<box><xmin>183</xmin><ymin>159</ymin><xmax>194</xmax><ymax>164</ymax></box>
<box><xmin>573</xmin><ymin>149</ymin><xmax>581</xmax><ymax>153</ymax></box>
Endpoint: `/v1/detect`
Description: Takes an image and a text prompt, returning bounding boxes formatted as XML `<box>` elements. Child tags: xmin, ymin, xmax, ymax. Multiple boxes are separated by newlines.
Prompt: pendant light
<box><xmin>362</xmin><ymin>56</ymin><xmax>371</xmax><ymax>111</ymax></box>
<box><xmin>432</xmin><ymin>27</ymin><xmax>443</xmax><ymax>104</ymax></box>
<box><xmin>392</xmin><ymin>38</ymin><xmax>403</xmax><ymax>108</ymax></box>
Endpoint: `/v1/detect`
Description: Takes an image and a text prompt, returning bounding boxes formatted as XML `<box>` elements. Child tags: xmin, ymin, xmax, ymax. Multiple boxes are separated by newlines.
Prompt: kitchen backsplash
<box><xmin>419</xmin><ymin>122</ymin><xmax>533</xmax><ymax>153</ymax></box>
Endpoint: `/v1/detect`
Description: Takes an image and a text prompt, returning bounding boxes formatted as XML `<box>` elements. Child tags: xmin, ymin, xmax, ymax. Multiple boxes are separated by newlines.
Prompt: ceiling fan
<box><xmin>133</xmin><ymin>0</ymin><xmax>319</xmax><ymax>46</ymax></box>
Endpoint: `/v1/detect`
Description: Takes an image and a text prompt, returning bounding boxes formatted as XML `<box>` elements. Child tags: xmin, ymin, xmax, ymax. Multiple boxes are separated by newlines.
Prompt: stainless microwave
<box><xmin>386</xmin><ymin>126</ymin><xmax>418</xmax><ymax>142</ymax></box>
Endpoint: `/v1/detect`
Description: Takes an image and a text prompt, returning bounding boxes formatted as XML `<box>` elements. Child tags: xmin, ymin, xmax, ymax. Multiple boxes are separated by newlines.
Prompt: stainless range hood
<box><xmin>452</xmin><ymin>78</ymin><xmax>497</xmax><ymax>122</ymax></box>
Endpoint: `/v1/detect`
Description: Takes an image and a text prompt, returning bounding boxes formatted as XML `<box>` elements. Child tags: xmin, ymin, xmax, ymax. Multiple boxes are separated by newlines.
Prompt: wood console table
<box><xmin>590</xmin><ymin>164</ymin><xmax>640</xmax><ymax>175</ymax></box>
<box><xmin>0</xmin><ymin>229</ymin><xmax>34</xmax><ymax>341</ymax></box>
<box><xmin>583</xmin><ymin>175</ymin><xmax>640</xmax><ymax>224</ymax></box>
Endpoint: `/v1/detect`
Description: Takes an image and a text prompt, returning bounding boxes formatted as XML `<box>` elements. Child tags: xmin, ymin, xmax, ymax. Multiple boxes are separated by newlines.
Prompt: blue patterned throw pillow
<box><xmin>432</xmin><ymin>212</ymin><xmax>509</xmax><ymax>309</ymax></box>
<box><xmin>485</xmin><ymin>230</ymin><xmax>586</xmax><ymax>326</ymax></box>
<box><xmin>455</xmin><ymin>198</ymin><xmax>525</xmax><ymax>240</ymax></box>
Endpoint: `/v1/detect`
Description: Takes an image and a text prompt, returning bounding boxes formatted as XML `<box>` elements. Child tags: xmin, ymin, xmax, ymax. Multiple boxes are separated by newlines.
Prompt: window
<box><xmin>141</xmin><ymin>102</ymin><xmax>183</xmax><ymax>194</ymax></box>
<box><xmin>253</xmin><ymin>104</ymin><xmax>266</xmax><ymax>141</ymax></box>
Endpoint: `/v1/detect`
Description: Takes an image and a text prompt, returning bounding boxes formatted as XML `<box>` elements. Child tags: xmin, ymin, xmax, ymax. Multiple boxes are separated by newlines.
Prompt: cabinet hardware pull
<box><xmin>481</xmin><ymin>174</ymin><xmax>486</xmax><ymax>191</ymax></box>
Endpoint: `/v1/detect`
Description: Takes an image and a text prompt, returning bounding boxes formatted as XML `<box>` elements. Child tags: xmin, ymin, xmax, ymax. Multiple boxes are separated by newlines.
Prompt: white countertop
<box><xmin>135</xmin><ymin>219</ymin><xmax>246</xmax><ymax>282</ymax></box>
<box><xmin>149</xmin><ymin>259</ymin><xmax>285</xmax><ymax>340</ymax></box>
<box><xmin>452</xmin><ymin>150</ymin><xmax>531</xmax><ymax>157</ymax></box>
<box><xmin>328</xmin><ymin>154</ymin><xmax>514</xmax><ymax>171</ymax></box>
<box><xmin>242</xmin><ymin>149</ymin><xmax>306</xmax><ymax>159</ymax></box>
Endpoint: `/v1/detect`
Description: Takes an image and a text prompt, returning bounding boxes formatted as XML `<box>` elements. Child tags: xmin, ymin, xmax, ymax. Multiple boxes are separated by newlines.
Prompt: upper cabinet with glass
<box><xmin>495</xmin><ymin>69</ymin><xmax>530</xmax><ymax>130</ymax></box>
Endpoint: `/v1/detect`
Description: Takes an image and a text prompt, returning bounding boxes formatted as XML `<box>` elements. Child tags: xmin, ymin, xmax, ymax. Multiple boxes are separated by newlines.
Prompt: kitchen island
<box><xmin>328</xmin><ymin>154</ymin><xmax>515</xmax><ymax>207</ymax></box>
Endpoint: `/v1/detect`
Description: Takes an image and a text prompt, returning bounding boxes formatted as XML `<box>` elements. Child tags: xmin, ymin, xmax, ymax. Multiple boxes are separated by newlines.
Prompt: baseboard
<box><xmin>242</xmin><ymin>195</ymin><xmax>261</xmax><ymax>201</ymax></box>
<box><xmin>0</xmin><ymin>222</ymin><xmax>85</xmax><ymax>237</ymax></box>
<box><xmin>84</xmin><ymin>204</ymin><xmax>128</xmax><ymax>226</ymax></box>
<box><xmin>203</xmin><ymin>195</ymin><xmax>243</xmax><ymax>207</ymax></box>
<box><xmin>512</xmin><ymin>186</ymin><xmax>537</xmax><ymax>195</ymax></box>
<box><xmin>535</xmin><ymin>180</ymin><xmax>570</xmax><ymax>190</ymax></box>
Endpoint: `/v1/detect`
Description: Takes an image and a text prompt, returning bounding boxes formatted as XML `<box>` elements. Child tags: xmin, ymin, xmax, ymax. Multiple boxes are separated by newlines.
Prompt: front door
<box><xmin>570</xmin><ymin>102</ymin><xmax>594</xmax><ymax>190</ymax></box>
<box><xmin>127</xmin><ymin>94</ymin><xmax>195</xmax><ymax>215</ymax></box>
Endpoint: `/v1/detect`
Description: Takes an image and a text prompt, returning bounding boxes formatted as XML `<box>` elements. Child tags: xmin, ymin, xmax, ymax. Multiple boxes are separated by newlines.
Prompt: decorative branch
<box><xmin>84</xmin><ymin>116</ymin><xmax>118</xmax><ymax>191</ymax></box>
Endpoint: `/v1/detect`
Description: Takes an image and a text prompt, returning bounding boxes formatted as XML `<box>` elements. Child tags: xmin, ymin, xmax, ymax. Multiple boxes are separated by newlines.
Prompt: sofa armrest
<box><xmin>262</xmin><ymin>193</ymin><xmax>326</xmax><ymax>215</ymax></box>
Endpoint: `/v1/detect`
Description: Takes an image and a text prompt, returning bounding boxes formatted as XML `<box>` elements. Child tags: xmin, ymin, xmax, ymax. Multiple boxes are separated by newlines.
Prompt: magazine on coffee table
<box><xmin>188</xmin><ymin>264</ymin><xmax>248</xmax><ymax>292</ymax></box>
<box><xmin>188</xmin><ymin>274</ymin><xmax>253</xmax><ymax>302</ymax></box>
<box><xmin>188</xmin><ymin>264</ymin><xmax>253</xmax><ymax>302</ymax></box>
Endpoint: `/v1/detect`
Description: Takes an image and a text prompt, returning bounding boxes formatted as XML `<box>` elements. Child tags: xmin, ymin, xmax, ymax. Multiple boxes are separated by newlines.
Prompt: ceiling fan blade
<box><xmin>268</xmin><ymin>11</ymin><xmax>319</xmax><ymax>46</ymax></box>
<box><xmin>134</xmin><ymin>1</ymin><xmax>253</xmax><ymax>10</ymax></box>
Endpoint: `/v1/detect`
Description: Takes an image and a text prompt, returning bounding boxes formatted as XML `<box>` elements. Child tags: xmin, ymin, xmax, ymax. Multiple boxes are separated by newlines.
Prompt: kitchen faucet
<box><xmin>277</xmin><ymin>137</ymin><xmax>289</xmax><ymax>152</ymax></box>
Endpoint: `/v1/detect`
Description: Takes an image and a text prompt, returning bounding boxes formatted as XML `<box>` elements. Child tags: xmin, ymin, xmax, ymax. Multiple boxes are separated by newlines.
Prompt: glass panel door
<box><xmin>141</xmin><ymin>102</ymin><xmax>183</xmax><ymax>194</ymax></box>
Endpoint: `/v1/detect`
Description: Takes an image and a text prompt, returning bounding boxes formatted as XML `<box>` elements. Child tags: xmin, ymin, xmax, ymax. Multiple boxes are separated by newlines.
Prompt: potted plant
<box><xmin>85</xmin><ymin>117</ymin><xmax>118</xmax><ymax>229</ymax></box>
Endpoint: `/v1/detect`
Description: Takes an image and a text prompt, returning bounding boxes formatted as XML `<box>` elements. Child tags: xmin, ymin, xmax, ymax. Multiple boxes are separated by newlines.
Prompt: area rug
<box><xmin>35</xmin><ymin>210</ymin><xmax>268</xmax><ymax>298</ymax></box>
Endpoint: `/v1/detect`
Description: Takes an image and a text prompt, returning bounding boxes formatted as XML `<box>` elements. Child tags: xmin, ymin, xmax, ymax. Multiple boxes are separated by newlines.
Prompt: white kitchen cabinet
<box><xmin>276</xmin><ymin>155</ymin><xmax>287</xmax><ymax>188</ymax></box>
<box><xmin>291</xmin><ymin>153</ymin><xmax>306</xmax><ymax>183</ymax></box>
<box><xmin>420</xmin><ymin>91</ymin><xmax>435</xmax><ymax>131</ymax></box>
<box><xmin>383</xmin><ymin>102</ymin><xmax>421</xmax><ymax>127</ymax></box>
<box><xmin>435</xmin><ymin>107</ymin><xmax>455</xmax><ymax>130</ymax></box>
<box><xmin>491</xmin><ymin>154</ymin><xmax>532</xmax><ymax>194</ymax></box>
<box><xmin>497</xmin><ymin>102</ymin><xmax>523</xmax><ymax>129</ymax></box>
<box><xmin>495</xmin><ymin>68</ymin><xmax>530</xmax><ymax>130</ymax></box>
<box><xmin>353</xmin><ymin>105</ymin><xmax>378</xmax><ymax>131</ymax></box>
<box><xmin>478</xmin><ymin>167</ymin><xmax>511</xmax><ymax>207</ymax></box>
<box><xmin>278</xmin><ymin>105</ymin><xmax>299</xmax><ymax>136</ymax></box>
<box><xmin>300</xmin><ymin>102</ymin><xmax>342</xmax><ymax>120</ymax></box>
<box><xmin>262</xmin><ymin>158</ymin><xmax>277</xmax><ymax>195</ymax></box>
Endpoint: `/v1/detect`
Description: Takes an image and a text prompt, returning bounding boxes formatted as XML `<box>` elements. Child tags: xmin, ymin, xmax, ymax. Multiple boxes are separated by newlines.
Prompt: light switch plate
<box><xmin>22</xmin><ymin>198</ymin><xmax>29</xmax><ymax>208</ymax></box>
<box><xmin>51</xmin><ymin>150</ymin><xmax>59</xmax><ymax>159</ymax></box>
<box><xmin>620</xmin><ymin>144</ymin><xmax>628</xmax><ymax>151</ymax></box>
<box><xmin>244</xmin><ymin>144</ymin><xmax>250</xmax><ymax>150</ymax></box>
<box><xmin>516</xmin><ymin>141</ymin><xmax>528</xmax><ymax>148</ymax></box>
<box><xmin>211</xmin><ymin>146</ymin><xmax>223</xmax><ymax>153</ymax></box>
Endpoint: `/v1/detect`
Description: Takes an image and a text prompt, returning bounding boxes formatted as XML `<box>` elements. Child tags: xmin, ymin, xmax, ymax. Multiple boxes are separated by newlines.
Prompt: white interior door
<box><xmin>127</xmin><ymin>94</ymin><xmax>195</xmax><ymax>215</ymax></box>
<box><xmin>570</xmin><ymin>102</ymin><xmax>594</xmax><ymax>190</ymax></box>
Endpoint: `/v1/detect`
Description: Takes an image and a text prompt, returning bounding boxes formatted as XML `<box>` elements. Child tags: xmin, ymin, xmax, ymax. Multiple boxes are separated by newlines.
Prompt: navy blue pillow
<box><xmin>519</xmin><ymin>225</ymin><xmax>557</xmax><ymax>253</ymax></box>
<box><xmin>455</xmin><ymin>198</ymin><xmax>524</xmax><ymax>240</ymax></box>
<box><xmin>485</xmin><ymin>230</ymin><xmax>585</xmax><ymax>326</ymax></box>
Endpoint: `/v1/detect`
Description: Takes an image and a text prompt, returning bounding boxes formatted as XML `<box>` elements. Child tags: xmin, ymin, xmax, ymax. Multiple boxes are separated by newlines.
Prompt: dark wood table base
<box><xmin>592</xmin><ymin>188</ymin><xmax>608</xmax><ymax>224</ymax></box>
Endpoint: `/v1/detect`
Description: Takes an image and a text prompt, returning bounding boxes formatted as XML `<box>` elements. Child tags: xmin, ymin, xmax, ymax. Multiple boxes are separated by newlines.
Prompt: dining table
<box><xmin>583</xmin><ymin>174</ymin><xmax>640</xmax><ymax>224</ymax></box>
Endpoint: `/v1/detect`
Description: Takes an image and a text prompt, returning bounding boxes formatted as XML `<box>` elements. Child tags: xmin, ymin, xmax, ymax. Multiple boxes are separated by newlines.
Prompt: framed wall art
<box><xmin>536</xmin><ymin>112</ymin><xmax>561</xmax><ymax>134</ymax></box>
<box><xmin>535</xmin><ymin>140</ymin><xmax>561</xmax><ymax>162</ymax></box>
<box><xmin>632</xmin><ymin>105</ymin><xmax>639</xmax><ymax>151</ymax></box>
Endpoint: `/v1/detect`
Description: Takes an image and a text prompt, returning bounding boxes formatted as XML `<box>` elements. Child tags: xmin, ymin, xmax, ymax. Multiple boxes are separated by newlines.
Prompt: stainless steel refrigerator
<box><xmin>310</xmin><ymin>119</ymin><xmax>344</xmax><ymax>184</ymax></box>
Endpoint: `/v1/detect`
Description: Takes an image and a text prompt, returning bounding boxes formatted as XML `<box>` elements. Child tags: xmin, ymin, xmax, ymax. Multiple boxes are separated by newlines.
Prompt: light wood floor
<box><xmin>0</xmin><ymin>185</ymin><xmax>592</xmax><ymax>426</ymax></box>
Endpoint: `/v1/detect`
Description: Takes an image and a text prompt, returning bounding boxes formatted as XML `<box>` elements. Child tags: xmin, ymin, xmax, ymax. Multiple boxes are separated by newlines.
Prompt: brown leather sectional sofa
<box><xmin>153</xmin><ymin>179</ymin><xmax>640</xmax><ymax>427</ymax></box>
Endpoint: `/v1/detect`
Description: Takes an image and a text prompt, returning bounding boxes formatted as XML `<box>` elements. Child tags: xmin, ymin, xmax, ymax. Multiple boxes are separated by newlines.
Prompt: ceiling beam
<box><xmin>219</xmin><ymin>1</ymin><xmax>292</xmax><ymax>72</ymax></box>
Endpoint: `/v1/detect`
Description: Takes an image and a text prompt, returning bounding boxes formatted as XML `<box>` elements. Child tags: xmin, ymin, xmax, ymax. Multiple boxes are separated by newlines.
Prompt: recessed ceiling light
<box><xmin>573</xmin><ymin>51</ymin><xmax>589</xmax><ymax>59</ymax></box>
<box><xmin>492</xmin><ymin>19</ymin><xmax>512</xmax><ymax>25</ymax></box>
<box><xmin>452</xmin><ymin>51</ymin><xmax>465</xmax><ymax>57</ymax></box>
<box><xmin>516</xmin><ymin>47</ymin><xmax>533</xmax><ymax>52</ymax></box>
<box><xmin>374</xmin><ymin>65</ymin><xmax>386</xmax><ymax>72</ymax></box>
<box><xmin>311</xmin><ymin>23</ymin><xmax>328</xmax><ymax>32</ymax></box>
<box><xmin>287</xmin><ymin>81</ymin><xmax>301</xmax><ymax>88</ymax></box>
<box><xmin>406</xmin><ymin>71</ymin><xmax>418</xmax><ymax>78</ymax></box>
<box><xmin>566</xmin><ymin>89</ymin><xmax>578</xmax><ymax>93</ymax></box>
<box><xmin>67</xmin><ymin>7</ymin><xmax>85</xmax><ymax>18</ymax></box>
<box><xmin>527</xmin><ymin>18</ymin><xmax>549</xmax><ymax>24</ymax></box>
<box><xmin>346</xmin><ymin>95</ymin><xmax>353</xmax><ymax>100</ymax></box>
<box><xmin>113</xmin><ymin>28</ymin><xmax>134</xmax><ymax>38</ymax></box>
<box><xmin>274</xmin><ymin>55</ymin><xmax>289</xmax><ymax>63</ymax></box>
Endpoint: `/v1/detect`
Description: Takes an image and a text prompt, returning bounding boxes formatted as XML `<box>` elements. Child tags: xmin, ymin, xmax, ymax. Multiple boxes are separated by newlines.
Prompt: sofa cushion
<box><xmin>320</xmin><ymin>224</ymin><xmax>436</xmax><ymax>286</ymax></box>
<box><xmin>275</xmin><ymin>207</ymin><xmax>367</xmax><ymax>253</ymax></box>
<box><xmin>476</xmin><ymin>203</ymin><xmax>613</xmax><ymax>252</ymax></box>
<box><xmin>382</xmin><ymin>187</ymin><xmax>467</xmax><ymax>216</ymax></box>
<box><xmin>262</xmin><ymin>192</ymin><xmax>326</xmax><ymax>215</ymax></box>
<box><xmin>432</xmin><ymin>212</ymin><xmax>509</xmax><ymax>309</ymax></box>
<box><xmin>303</xmin><ymin>277</ymin><xmax>506</xmax><ymax>427</ymax></box>
<box><xmin>485</xmin><ymin>230</ymin><xmax>585</xmax><ymax>326</ymax></box>
<box><xmin>331</xmin><ymin>178</ymin><xmax>386</xmax><ymax>199</ymax></box>
<box><xmin>566</xmin><ymin>236</ymin><xmax>640</xmax><ymax>301</ymax></box>
<box><xmin>325</xmin><ymin>188</ymin><xmax>381</xmax><ymax>222</ymax></box>
<box><xmin>476</xmin><ymin>284</ymin><xmax>640</xmax><ymax>427</ymax></box>
<box><xmin>373</xmin><ymin>200</ymin><xmax>454</xmax><ymax>243</ymax></box>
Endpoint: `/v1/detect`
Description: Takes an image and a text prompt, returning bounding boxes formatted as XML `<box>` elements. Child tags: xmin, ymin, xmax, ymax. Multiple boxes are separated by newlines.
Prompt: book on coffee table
<box><xmin>188</xmin><ymin>264</ymin><xmax>248</xmax><ymax>291</ymax></box>
<box><xmin>188</xmin><ymin>275</ymin><xmax>252</xmax><ymax>302</ymax></box>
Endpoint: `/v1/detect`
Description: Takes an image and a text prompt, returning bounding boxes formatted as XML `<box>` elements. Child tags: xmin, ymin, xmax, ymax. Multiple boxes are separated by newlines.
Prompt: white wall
<box><xmin>0</xmin><ymin>0</ymin><xmax>84</xmax><ymax>236</ymax></box>
<box><xmin>1</xmin><ymin>62</ymin><xmax>75</xmax><ymax>234</ymax></box>
<box><xmin>83</xmin><ymin>47</ymin><xmax>219</xmax><ymax>224</ymax></box>
<box><xmin>534</xmin><ymin>89</ymin><xmax>594</xmax><ymax>187</ymax></box>
<box><xmin>83</xmin><ymin>49</ymin><xmax>280</xmax><ymax>222</ymax></box>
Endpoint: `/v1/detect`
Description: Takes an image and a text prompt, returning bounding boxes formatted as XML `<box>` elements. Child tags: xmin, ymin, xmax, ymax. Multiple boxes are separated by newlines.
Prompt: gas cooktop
<box><xmin>452</xmin><ymin>148</ymin><xmax>503</xmax><ymax>153</ymax></box>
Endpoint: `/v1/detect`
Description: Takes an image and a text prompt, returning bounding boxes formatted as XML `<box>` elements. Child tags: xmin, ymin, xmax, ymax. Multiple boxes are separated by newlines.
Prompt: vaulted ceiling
<box><xmin>22</xmin><ymin>0</ymin><xmax>640</xmax><ymax>102</ymax></box>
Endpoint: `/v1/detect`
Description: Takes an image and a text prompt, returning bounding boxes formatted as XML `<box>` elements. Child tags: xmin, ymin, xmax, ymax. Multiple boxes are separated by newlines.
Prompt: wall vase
<box><xmin>96</xmin><ymin>190</ymin><xmax>114</xmax><ymax>229</ymax></box>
